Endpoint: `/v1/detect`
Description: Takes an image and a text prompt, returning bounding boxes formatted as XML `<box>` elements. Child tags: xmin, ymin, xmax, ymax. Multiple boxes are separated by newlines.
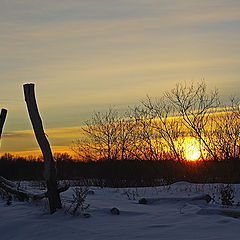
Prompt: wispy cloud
<box><xmin>3</xmin><ymin>131</ymin><xmax>33</xmax><ymax>139</ymax></box>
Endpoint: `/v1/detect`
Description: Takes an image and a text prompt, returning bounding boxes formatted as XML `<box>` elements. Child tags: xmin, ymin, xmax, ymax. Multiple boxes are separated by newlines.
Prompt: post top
<box><xmin>23</xmin><ymin>83</ymin><xmax>35</xmax><ymax>86</ymax></box>
<box><xmin>1</xmin><ymin>108</ymin><xmax>7</xmax><ymax>113</ymax></box>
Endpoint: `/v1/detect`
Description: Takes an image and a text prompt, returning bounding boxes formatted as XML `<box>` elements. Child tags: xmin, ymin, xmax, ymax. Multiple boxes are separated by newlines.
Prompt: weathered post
<box><xmin>23</xmin><ymin>83</ymin><xmax>61</xmax><ymax>214</ymax></box>
<box><xmin>0</xmin><ymin>108</ymin><xmax>7</xmax><ymax>139</ymax></box>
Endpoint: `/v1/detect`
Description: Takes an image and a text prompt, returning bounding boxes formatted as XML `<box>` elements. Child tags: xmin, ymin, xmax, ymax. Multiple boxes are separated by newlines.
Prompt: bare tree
<box><xmin>72</xmin><ymin>137</ymin><xmax>100</xmax><ymax>161</ymax></box>
<box><xmin>165</xmin><ymin>81</ymin><xmax>219</xmax><ymax>161</ymax></box>
<box><xmin>208</xmin><ymin>98</ymin><xmax>240</xmax><ymax>160</ymax></box>
<box><xmin>129</xmin><ymin>106</ymin><xmax>166</xmax><ymax>161</ymax></box>
<box><xmin>72</xmin><ymin>81</ymin><xmax>239</xmax><ymax>163</ymax></box>
<box><xmin>134</xmin><ymin>96</ymin><xmax>185</xmax><ymax>161</ymax></box>
<box><xmin>79</xmin><ymin>108</ymin><xmax>120</xmax><ymax>161</ymax></box>
<box><xmin>115</xmin><ymin>116</ymin><xmax>136</xmax><ymax>161</ymax></box>
<box><xmin>73</xmin><ymin>108</ymin><xmax>138</xmax><ymax>161</ymax></box>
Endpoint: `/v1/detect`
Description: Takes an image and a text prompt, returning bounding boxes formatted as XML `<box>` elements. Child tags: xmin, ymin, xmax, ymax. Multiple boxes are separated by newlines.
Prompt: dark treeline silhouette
<box><xmin>0</xmin><ymin>154</ymin><xmax>43</xmax><ymax>180</ymax></box>
<box><xmin>1</xmin><ymin>153</ymin><xmax>240</xmax><ymax>187</ymax></box>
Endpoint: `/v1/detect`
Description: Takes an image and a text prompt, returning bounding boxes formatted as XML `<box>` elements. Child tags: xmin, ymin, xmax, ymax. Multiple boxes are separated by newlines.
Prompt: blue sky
<box><xmin>0</xmin><ymin>0</ymin><xmax>240</xmax><ymax>155</ymax></box>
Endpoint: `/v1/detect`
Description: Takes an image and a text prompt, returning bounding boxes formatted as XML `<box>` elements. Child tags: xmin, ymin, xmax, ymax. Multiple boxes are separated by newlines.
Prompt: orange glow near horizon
<box><xmin>0</xmin><ymin>145</ymin><xmax>75</xmax><ymax>158</ymax></box>
<box><xmin>182</xmin><ymin>137</ymin><xmax>201</xmax><ymax>161</ymax></box>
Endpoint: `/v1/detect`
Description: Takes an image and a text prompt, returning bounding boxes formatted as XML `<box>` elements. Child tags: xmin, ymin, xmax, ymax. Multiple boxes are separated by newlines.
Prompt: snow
<box><xmin>1</xmin><ymin>182</ymin><xmax>240</xmax><ymax>240</ymax></box>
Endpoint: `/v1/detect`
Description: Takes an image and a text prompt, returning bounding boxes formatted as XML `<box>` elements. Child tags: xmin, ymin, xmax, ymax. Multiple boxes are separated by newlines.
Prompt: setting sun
<box><xmin>183</xmin><ymin>138</ymin><xmax>201</xmax><ymax>161</ymax></box>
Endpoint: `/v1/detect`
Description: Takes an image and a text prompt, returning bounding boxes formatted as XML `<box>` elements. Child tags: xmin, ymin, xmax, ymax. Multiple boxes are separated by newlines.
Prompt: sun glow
<box><xmin>183</xmin><ymin>137</ymin><xmax>201</xmax><ymax>161</ymax></box>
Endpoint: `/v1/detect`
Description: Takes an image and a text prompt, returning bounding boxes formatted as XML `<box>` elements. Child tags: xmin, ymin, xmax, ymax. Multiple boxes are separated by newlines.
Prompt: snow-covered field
<box><xmin>1</xmin><ymin>182</ymin><xmax>240</xmax><ymax>240</ymax></box>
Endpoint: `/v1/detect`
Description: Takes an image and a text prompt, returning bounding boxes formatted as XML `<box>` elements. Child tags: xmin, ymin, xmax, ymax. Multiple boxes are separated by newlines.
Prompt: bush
<box><xmin>66</xmin><ymin>187</ymin><xmax>90</xmax><ymax>215</ymax></box>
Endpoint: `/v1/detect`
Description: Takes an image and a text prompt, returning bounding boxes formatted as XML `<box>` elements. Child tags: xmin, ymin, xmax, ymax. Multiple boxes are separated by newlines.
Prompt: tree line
<box><xmin>0</xmin><ymin>153</ymin><xmax>240</xmax><ymax>186</ymax></box>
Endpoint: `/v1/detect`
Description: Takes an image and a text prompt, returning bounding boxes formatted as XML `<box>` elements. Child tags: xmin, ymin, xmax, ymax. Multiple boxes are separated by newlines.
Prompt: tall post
<box><xmin>23</xmin><ymin>83</ymin><xmax>61</xmax><ymax>214</ymax></box>
<box><xmin>0</xmin><ymin>108</ymin><xmax>7</xmax><ymax>139</ymax></box>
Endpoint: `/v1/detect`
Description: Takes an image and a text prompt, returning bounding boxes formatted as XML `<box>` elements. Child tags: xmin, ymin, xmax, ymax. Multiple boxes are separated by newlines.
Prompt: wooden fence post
<box><xmin>23</xmin><ymin>83</ymin><xmax>61</xmax><ymax>214</ymax></box>
<box><xmin>0</xmin><ymin>108</ymin><xmax>7</xmax><ymax>139</ymax></box>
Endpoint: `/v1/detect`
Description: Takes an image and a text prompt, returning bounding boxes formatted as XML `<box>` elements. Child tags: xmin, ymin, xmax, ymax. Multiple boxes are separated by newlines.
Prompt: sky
<box><xmin>0</xmin><ymin>0</ymin><xmax>240</xmax><ymax>156</ymax></box>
